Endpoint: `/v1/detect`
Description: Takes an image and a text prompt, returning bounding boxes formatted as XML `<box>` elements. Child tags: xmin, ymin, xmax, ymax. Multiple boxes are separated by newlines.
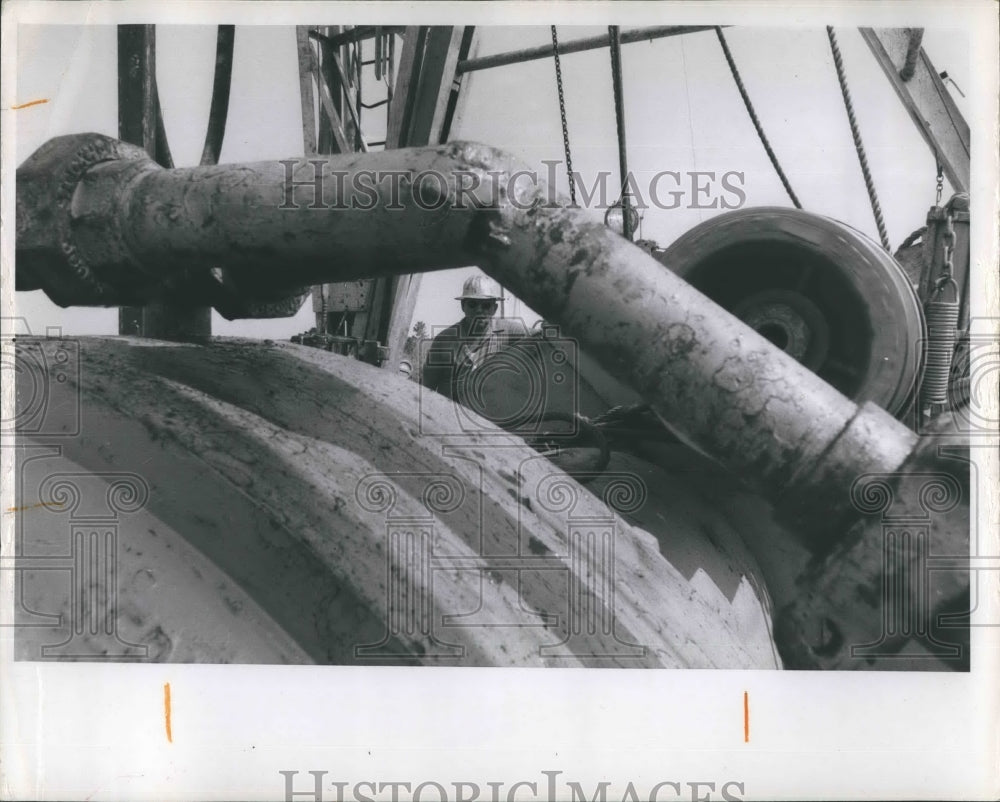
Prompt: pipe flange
<box><xmin>16</xmin><ymin>133</ymin><xmax>153</xmax><ymax>305</ymax></box>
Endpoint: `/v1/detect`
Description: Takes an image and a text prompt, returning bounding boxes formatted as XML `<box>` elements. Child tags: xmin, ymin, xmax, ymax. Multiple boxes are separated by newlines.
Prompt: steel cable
<box><xmin>827</xmin><ymin>26</ymin><xmax>892</xmax><ymax>252</ymax></box>
<box><xmin>715</xmin><ymin>27</ymin><xmax>802</xmax><ymax>209</ymax></box>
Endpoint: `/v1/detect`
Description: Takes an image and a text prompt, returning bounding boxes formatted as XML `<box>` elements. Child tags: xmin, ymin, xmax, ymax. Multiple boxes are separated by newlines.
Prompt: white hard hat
<box><xmin>456</xmin><ymin>274</ymin><xmax>502</xmax><ymax>300</ymax></box>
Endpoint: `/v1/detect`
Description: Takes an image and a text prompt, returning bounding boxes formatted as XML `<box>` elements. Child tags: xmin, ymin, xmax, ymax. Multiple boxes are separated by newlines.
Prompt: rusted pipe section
<box><xmin>16</xmin><ymin>135</ymin><xmax>487</xmax><ymax>305</ymax></box>
<box><xmin>17</xmin><ymin>133</ymin><xmax>921</xmax><ymax>539</ymax></box>
<box><xmin>472</xmin><ymin>163</ymin><xmax>919</xmax><ymax>544</ymax></box>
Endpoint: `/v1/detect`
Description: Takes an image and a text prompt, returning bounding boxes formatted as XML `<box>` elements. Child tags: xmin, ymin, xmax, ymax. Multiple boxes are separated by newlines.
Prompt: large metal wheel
<box><xmin>13</xmin><ymin>336</ymin><xmax>778</xmax><ymax>668</ymax></box>
<box><xmin>657</xmin><ymin>207</ymin><xmax>925</xmax><ymax>416</ymax></box>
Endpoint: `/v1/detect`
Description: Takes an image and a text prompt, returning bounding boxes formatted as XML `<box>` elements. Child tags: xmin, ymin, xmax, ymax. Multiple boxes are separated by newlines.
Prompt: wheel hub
<box><xmin>733</xmin><ymin>288</ymin><xmax>830</xmax><ymax>370</ymax></box>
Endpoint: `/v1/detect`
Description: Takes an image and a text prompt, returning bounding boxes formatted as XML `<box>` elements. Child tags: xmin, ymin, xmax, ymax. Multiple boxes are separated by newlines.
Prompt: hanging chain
<box><xmin>897</xmin><ymin>159</ymin><xmax>945</xmax><ymax>259</ymax></box>
<box><xmin>550</xmin><ymin>26</ymin><xmax>576</xmax><ymax>205</ymax></box>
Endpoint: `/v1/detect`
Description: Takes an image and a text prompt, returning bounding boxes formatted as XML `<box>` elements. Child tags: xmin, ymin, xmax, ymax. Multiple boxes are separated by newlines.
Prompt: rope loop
<box><xmin>894</xmin><ymin>224</ymin><xmax>927</xmax><ymax>258</ymax></box>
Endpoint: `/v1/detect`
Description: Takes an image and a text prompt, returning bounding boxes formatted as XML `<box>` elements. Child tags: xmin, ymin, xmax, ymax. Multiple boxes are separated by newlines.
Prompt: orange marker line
<box><xmin>11</xmin><ymin>98</ymin><xmax>49</xmax><ymax>110</ymax></box>
<box><xmin>5</xmin><ymin>501</ymin><xmax>65</xmax><ymax>513</ymax></box>
<box><xmin>164</xmin><ymin>682</ymin><xmax>173</xmax><ymax>743</ymax></box>
<box><xmin>743</xmin><ymin>691</ymin><xmax>749</xmax><ymax>742</ymax></box>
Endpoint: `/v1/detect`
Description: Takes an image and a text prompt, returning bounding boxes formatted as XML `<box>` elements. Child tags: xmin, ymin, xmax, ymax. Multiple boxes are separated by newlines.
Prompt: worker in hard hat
<box><xmin>421</xmin><ymin>274</ymin><xmax>525</xmax><ymax>400</ymax></box>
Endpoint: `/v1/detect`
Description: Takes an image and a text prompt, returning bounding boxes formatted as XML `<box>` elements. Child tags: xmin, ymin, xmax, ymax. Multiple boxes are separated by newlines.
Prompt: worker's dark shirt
<box><xmin>421</xmin><ymin>316</ymin><xmax>526</xmax><ymax>399</ymax></box>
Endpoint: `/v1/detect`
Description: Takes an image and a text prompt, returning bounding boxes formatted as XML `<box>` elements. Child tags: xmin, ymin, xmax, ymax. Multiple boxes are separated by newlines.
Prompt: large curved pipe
<box><xmin>16</xmin><ymin>134</ymin><xmax>920</xmax><ymax>540</ymax></box>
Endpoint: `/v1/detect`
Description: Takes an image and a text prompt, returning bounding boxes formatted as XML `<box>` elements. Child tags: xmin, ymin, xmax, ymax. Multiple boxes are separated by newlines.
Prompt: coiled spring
<box><xmin>921</xmin><ymin>278</ymin><xmax>960</xmax><ymax>406</ymax></box>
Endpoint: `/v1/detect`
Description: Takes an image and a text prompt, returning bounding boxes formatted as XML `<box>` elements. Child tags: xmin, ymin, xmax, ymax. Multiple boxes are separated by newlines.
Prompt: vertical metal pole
<box><xmin>379</xmin><ymin>27</ymin><xmax>476</xmax><ymax>371</ymax></box>
<box><xmin>117</xmin><ymin>26</ymin><xmax>157</xmax><ymax>154</ymax></box>
<box><xmin>311</xmin><ymin>26</ymin><xmax>372</xmax><ymax>340</ymax></box>
<box><xmin>316</xmin><ymin>26</ymin><xmax>341</xmax><ymax>155</ymax></box>
<box><xmin>608</xmin><ymin>26</ymin><xmax>633</xmax><ymax>241</ymax></box>
<box><xmin>117</xmin><ymin>25</ymin><xmax>211</xmax><ymax>340</ymax></box>
<box><xmin>297</xmin><ymin>26</ymin><xmax>474</xmax><ymax>362</ymax></box>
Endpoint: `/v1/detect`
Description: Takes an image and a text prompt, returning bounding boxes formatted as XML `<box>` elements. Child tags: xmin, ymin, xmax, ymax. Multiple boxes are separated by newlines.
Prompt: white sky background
<box><xmin>4</xmin><ymin>10</ymin><xmax>998</xmax><ymax>802</ymax></box>
<box><xmin>13</xmin><ymin>23</ymin><xmax>969</xmax><ymax>336</ymax></box>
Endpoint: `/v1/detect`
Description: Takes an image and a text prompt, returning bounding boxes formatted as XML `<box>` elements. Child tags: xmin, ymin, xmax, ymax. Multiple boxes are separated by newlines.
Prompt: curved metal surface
<box><xmin>14</xmin><ymin>336</ymin><xmax>779</xmax><ymax>668</ymax></box>
<box><xmin>658</xmin><ymin>207</ymin><xmax>925</xmax><ymax>416</ymax></box>
<box><xmin>15</xmin><ymin>445</ymin><xmax>314</xmax><ymax>664</ymax></box>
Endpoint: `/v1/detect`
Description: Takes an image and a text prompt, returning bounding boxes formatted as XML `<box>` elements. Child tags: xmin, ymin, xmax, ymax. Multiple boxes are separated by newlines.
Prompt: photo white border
<box><xmin>2</xmin><ymin>2</ymin><xmax>997</xmax><ymax>800</ymax></box>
